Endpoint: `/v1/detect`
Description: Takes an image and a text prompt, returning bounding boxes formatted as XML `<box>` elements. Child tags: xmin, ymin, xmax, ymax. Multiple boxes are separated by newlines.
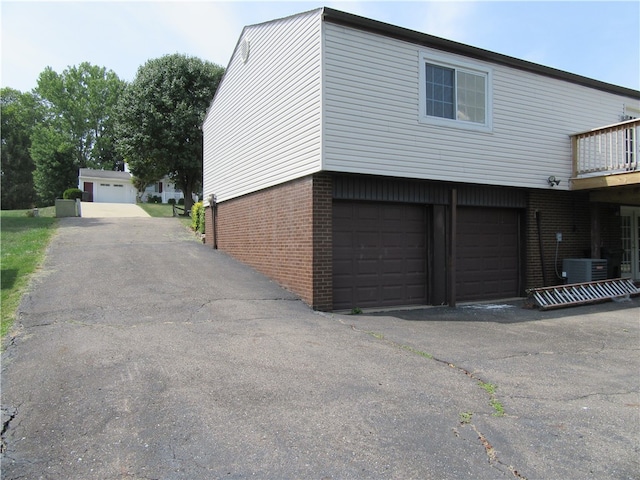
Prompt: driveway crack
<box><xmin>338</xmin><ymin>317</ymin><xmax>528</xmax><ymax>478</ymax></box>
<box><xmin>1</xmin><ymin>405</ymin><xmax>18</xmax><ymax>454</ymax></box>
<box><xmin>458</xmin><ymin>421</ymin><xmax>527</xmax><ymax>479</ymax></box>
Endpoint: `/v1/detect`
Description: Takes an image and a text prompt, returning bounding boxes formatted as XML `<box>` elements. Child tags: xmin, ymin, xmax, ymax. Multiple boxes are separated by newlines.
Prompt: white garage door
<box><xmin>97</xmin><ymin>183</ymin><xmax>128</xmax><ymax>203</ymax></box>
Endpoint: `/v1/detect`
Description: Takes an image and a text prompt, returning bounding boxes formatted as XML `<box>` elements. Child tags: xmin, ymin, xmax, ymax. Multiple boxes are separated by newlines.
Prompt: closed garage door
<box><xmin>97</xmin><ymin>183</ymin><xmax>127</xmax><ymax>203</ymax></box>
<box><xmin>456</xmin><ymin>207</ymin><xmax>520</xmax><ymax>302</ymax></box>
<box><xmin>333</xmin><ymin>202</ymin><xmax>427</xmax><ymax>310</ymax></box>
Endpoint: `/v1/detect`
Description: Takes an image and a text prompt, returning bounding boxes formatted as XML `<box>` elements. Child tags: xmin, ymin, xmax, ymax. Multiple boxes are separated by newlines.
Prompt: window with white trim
<box><xmin>419</xmin><ymin>52</ymin><xmax>492</xmax><ymax>131</ymax></box>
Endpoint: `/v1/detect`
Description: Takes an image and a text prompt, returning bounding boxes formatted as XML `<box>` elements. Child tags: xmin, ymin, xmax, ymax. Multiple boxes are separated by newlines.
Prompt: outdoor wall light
<box><xmin>547</xmin><ymin>176</ymin><xmax>561</xmax><ymax>187</ymax></box>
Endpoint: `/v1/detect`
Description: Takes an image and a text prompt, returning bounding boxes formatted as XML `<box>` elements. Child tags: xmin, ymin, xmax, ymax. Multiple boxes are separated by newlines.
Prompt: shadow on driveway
<box><xmin>368</xmin><ymin>296</ymin><xmax>640</xmax><ymax>324</ymax></box>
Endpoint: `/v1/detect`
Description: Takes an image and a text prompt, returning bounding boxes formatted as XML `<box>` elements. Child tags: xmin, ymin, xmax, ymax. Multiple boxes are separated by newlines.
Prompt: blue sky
<box><xmin>2</xmin><ymin>1</ymin><xmax>639</xmax><ymax>93</ymax></box>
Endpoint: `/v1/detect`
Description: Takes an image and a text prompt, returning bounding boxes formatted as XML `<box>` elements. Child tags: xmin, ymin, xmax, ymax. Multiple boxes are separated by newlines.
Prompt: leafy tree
<box><xmin>30</xmin><ymin>125</ymin><xmax>76</xmax><ymax>205</ymax></box>
<box><xmin>1</xmin><ymin>88</ymin><xmax>42</xmax><ymax>209</ymax></box>
<box><xmin>35</xmin><ymin>62</ymin><xmax>126</xmax><ymax>170</ymax></box>
<box><xmin>115</xmin><ymin>54</ymin><xmax>224</xmax><ymax>213</ymax></box>
<box><xmin>131</xmin><ymin>170</ymin><xmax>164</xmax><ymax>202</ymax></box>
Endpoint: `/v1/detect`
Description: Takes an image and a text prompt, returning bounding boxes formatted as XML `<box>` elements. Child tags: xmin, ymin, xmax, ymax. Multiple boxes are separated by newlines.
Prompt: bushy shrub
<box><xmin>178</xmin><ymin>198</ymin><xmax>185</xmax><ymax>205</ymax></box>
<box><xmin>167</xmin><ymin>198</ymin><xmax>176</xmax><ymax>205</ymax></box>
<box><xmin>63</xmin><ymin>188</ymin><xmax>83</xmax><ymax>200</ymax></box>
<box><xmin>147</xmin><ymin>195</ymin><xmax>161</xmax><ymax>204</ymax></box>
<box><xmin>191</xmin><ymin>201</ymin><xmax>206</xmax><ymax>233</ymax></box>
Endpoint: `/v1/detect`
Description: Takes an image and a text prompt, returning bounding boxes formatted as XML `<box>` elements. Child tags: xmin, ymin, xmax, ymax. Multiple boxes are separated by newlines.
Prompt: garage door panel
<box><xmin>333</xmin><ymin>288</ymin><xmax>352</xmax><ymax>306</ymax></box>
<box><xmin>332</xmin><ymin>260</ymin><xmax>353</xmax><ymax>276</ymax></box>
<box><xmin>333</xmin><ymin>202</ymin><xmax>427</xmax><ymax>310</ymax></box>
<box><xmin>456</xmin><ymin>207</ymin><xmax>520</xmax><ymax>302</ymax></box>
<box><xmin>382</xmin><ymin>285</ymin><xmax>403</xmax><ymax>299</ymax></box>
<box><xmin>356</xmin><ymin>233</ymin><xmax>380</xmax><ymax>248</ymax></box>
<box><xmin>356</xmin><ymin>286</ymin><xmax>378</xmax><ymax>301</ymax></box>
<box><xmin>333</xmin><ymin>230</ymin><xmax>352</xmax><ymax>244</ymax></box>
<box><xmin>381</xmin><ymin>260</ymin><xmax>403</xmax><ymax>275</ymax></box>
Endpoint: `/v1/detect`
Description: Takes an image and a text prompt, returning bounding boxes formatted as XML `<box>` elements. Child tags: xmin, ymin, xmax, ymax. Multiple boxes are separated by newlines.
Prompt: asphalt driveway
<box><xmin>1</xmin><ymin>216</ymin><xmax>638</xmax><ymax>479</ymax></box>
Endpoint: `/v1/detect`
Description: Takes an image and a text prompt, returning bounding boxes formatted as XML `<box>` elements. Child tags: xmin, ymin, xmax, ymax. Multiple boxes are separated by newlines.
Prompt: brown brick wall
<box><xmin>211</xmin><ymin>172</ymin><xmax>625</xmax><ymax>306</ymax></box>
<box><xmin>216</xmin><ymin>175</ymin><xmax>324</xmax><ymax>307</ymax></box>
<box><xmin>525</xmin><ymin>190</ymin><xmax>621</xmax><ymax>288</ymax></box>
<box><xmin>312</xmin><ymin>173</ymin><xmax>333</xmax><ymax>310</ymax></box>
<box><xmin>204</xmin><ymin>204</ymin><xmax>214</xmax><ymax>248</ymax></box>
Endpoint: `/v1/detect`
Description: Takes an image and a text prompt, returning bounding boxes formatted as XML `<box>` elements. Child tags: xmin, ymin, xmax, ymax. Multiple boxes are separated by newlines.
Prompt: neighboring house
<box><xmin>78</xmin><ymin>169</ymin><xmax>137</xmax><ymax>204</ymax></box>
<box><xmin>140</xmin><ymin>177</ymin><xmax>184</xmax><ymax>204</ymax></box>
<box><xmin>202</xmin><ymin>8</ymin><xmax>640</xmax><ymax>311</ymax></box>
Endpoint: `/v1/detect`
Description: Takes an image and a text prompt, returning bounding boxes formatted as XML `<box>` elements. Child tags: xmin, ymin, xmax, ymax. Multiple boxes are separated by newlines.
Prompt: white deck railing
<box><xmin>572</xmin><ymin>118</ymin><xmax>639</xmax><ymax>177</ymax></box>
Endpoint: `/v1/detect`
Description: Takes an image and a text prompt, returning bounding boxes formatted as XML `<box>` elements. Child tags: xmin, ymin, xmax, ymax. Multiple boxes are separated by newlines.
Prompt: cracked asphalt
<box><xmin>1</xmin><ymin>216</ymin><xmax>639</xmax><ymax>479</ymax></box>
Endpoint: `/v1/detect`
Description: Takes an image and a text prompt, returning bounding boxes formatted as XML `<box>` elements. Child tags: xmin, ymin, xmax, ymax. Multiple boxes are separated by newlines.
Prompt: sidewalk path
<box><xmin>1</xmin><ymin>216</ymin><xmax>638</xmax><ymax>479</ymax></box>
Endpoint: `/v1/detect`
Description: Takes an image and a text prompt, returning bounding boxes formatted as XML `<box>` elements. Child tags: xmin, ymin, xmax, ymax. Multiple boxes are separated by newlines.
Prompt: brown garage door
<box><xmin>333</xmin><ymin>202</ymin><xmax>427</xmax><ymax>310</ymax></box>
<box><xmin>456</xmin><ymin>207</ymin><xmax>520</xmax><ymax>302</ymax></box>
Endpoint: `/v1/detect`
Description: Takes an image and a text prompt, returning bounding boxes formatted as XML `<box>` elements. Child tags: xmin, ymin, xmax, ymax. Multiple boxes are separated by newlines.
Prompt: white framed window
<box><xmin>419</xmin><ymin>51</ymin><xmax>492</xmax><ymax>132</ymax></box>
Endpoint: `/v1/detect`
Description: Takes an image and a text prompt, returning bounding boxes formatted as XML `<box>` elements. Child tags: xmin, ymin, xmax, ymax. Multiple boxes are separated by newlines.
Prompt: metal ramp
<box><xmin>529</xmin><ymin>278</ymin><xmax>640</xmax><ymax>311</ymax></box>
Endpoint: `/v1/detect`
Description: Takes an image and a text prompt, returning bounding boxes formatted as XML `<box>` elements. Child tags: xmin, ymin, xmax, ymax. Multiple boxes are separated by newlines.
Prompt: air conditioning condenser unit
<box><xmin>562</xmin><ymin>259</ymin><xmax>608</xmax><ymax>284</ymax></box>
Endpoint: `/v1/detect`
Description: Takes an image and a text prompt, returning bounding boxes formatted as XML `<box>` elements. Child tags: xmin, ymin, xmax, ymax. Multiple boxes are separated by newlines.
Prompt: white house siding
<box><xmin>203</xmin><ymin>10</ymin><xmax>323</xmax><ymax>203</ymax></box>
<box><xmin>322</xmin><ymin>23</ymin><xmax>639</xmax><ymax>191</ymax></box>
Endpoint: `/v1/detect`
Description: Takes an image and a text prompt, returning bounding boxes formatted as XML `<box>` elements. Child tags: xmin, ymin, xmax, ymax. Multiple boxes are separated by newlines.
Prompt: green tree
<box><xmin>131</xmin><ymin>170</ymin><xmax>164</xmax><ymax>202</ymax></box>
<box><xmin>35</xmin><ymin>62</ymin><xmax>126</xmax><ymax>170</ymax></box>
<box><xmin>1</xmin><ymin>88</ymin><xmax>42</xmax><ymax>209</ymax></box>
<box><xmin>30</xmin><ymin>125</ymin><xmax>76</xmax><ymax>205</ymax></box>
<box><xmin>115</xmin><ymin>54</ymin><xmax>224</xmax><ymax>213</ymax></box>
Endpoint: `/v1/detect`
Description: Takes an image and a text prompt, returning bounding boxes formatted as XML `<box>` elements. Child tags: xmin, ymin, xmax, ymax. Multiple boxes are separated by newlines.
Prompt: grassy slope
<box><xmin>138</xmin><ymin>203</ymin><xmax>192</xmax><ymax>229</ymax></box>
<box><xmin>137</xmin><ymin>203</ymin><xmax>175</xmax><ymax>217</ymax></box>
<box><xmin>1</xmin><ymin>207</ymin><xmax>57</xmax><ymax>339</ymax></box>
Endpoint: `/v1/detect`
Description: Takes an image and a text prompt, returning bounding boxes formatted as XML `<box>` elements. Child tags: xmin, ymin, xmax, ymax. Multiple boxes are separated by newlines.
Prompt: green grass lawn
<box><xmin>137</xmin><ymin>202</ymin><xmax>175</xmax><ymax>217</ymax></box>
<box><xmin>1</xmin><ymin>207</ymin><xmax>57</xmax><ymax>340</ymax></box>
<box><xmin>138</xmin><ymin>203</ymin><xmax>192</xmax><ymax>229</ymax></box>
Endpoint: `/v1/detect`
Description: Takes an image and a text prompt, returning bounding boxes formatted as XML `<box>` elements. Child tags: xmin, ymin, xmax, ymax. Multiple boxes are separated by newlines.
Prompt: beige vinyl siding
<box><xmin>323</xmin><ymin>23</ymin><xmax>638</xmax><ymax>190</ymax></box>
<box><xmin>203</xmin><ymin>10</ymin><xmax>322</xmax><ymax>202</ymax></box>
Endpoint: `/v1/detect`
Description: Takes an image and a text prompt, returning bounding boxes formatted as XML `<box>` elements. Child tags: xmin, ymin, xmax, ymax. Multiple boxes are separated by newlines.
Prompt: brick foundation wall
<box><xmin>210</xmin><ymin>172</ymin><xmax>625</xmax><ymax>306</ymax></box>
<box><xmin>204</xmin><ymin>205</ymin><xmax>214</xmax><ymax>248</ymax></box>
<box><xmin>312</xmin><ymin>174</ymin><xmax>333</xmax><ymax>310</ymax></box>
<box><xmin>215</xmin><ymin>175</ymin><xmax>322</xmax><ymax>308</ymax></box>
<box><xmin>525</xmin><ymin>190</ymin><xmax>620</xmax><ymax>289</ymax></box>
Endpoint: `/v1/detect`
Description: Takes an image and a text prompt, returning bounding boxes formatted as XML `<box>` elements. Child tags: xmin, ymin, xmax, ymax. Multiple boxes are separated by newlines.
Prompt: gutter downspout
<box><xmin>449</xmin><ymin>188</ymin><xmax>457</xmax><ymax>307</ymax></box>
<box><xmin>535</xmin><ymin>210</ymin><xmax>548</xmax><ymax>286</ymax></box>
<box><xmin>208</xmin><ymin>194</ymin><xmax>218</xmax><ymax>250</ymax></box>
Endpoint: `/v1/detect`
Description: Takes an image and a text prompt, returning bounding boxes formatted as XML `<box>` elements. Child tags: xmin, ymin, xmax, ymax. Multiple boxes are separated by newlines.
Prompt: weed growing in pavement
<box><xmin>401</xmin><ymin>344</ymin><xmax>433</xmax><ymax>359</ymax></box>
<box><xmin>479</xmin><ymin>382</ymin><xmax>497</xmax><ymax>395</ymax></box>
<box><xmin>490</xmin><ymin>398</ymin><xmax>505</xmax><ymax>417</ymax></box>
<box><xmin>459</xmin><ymin>411</ymin><xmax>473</xmax><ymax>424</ymax></box>
<box><xmin>478</xmin><ymin>382</ymin><xmax>505</xmax><ymax>416</ymax></box>
<box><xmin>355</xmin><ymin>322</ymin><xmax>505</xmax><ymax>418</ymax></box>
